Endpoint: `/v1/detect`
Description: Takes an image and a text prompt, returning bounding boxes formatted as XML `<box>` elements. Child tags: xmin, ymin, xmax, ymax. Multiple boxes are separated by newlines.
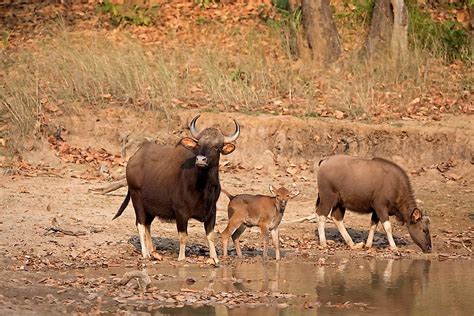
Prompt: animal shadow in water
<box><xmin>314</xmin><ymin>227</ymin><xmax>407</xmax><ymax>248</ymax></box>
<box><xmin>128</xmin><ymin>236</ymin><xmax>285</xmax><ymax>259</ymax></box>
<box><xmin>128</xmin><ymin>235</ymin><xmax>213</xmax><ymax>256</ymax></box>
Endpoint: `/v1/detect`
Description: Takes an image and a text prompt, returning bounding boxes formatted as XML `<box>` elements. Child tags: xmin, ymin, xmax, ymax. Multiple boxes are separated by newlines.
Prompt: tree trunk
<box><xmin>286</xmin><ymin>0</ymin><xmax>304</xmax><ymax>59</ymax></box>
<box><xmin>300</xmin><ymin>0</ymin><xmax>342</xmax><ymax>63</ymax></box>
<box><xmin>362</xmin><ymin>0</ymin><xmax>408</xmax><ymax>59</ymax></box>
<box><xmin>469</xmin><ymin>4</ymin><xmax>474</xmax><ymax>58</ymax></box>
<box><xmin>390</xmin><ymin>0</ymin><xmax>409</xmax><ymax>59</ymax></box>
<box><xmin>363</xmin><ymin>0</ymin><xmax>394</xmax><ymax>57</ymax></box>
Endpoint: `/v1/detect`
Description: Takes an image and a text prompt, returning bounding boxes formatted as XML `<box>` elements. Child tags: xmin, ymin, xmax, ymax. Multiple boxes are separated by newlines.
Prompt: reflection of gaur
<box><xmin>316</xmin><ymin>154</ymin><xmax>432</xmax><ymax>253</ymax></box>
<box><xmin>113</xmin><ymin>115</ymin><xmax>240</xmax><ymax>263</ymax></box>
<box><xmin>221</xmin><ymin>185</ymin><xmax>299</xmax><ymax>260</ymax></box>
<box><xmin>314</xmin><ymin>259</ymin><xmax>432</xmax><ymax>312</ymax></box>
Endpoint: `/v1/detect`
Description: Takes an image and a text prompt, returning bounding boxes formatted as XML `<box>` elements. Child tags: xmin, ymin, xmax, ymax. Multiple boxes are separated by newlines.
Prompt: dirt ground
<box><xmin>0</xmin><ymin>111</ymin><xmax>473</xmax><ymax>313</ymax></box>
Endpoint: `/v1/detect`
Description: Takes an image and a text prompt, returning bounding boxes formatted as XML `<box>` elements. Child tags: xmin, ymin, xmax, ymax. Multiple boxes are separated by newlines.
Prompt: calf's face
<box><xmin>269</xmin><ymin>185</ymin><xmax>299</xmax><ymax>209</ymax></box>
<box><xmin>408</xmin><ymin>208</ymin><xmax>432</xmax><ymax>253</ymax></box>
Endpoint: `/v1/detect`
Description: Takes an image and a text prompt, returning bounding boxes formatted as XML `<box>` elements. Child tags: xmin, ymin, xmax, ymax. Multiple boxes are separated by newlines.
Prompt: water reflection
<box><xmin>142</xmin><ymin>258</ymin><xmax>473</xmax><ymax>315</ymax></box>
<box><xmin>313</xmin><ymin>259</ymin><xmax>431</xmax><ymax>315</ymax></box>
<box><xmin>156</xmin><ymin>305</ymin><xmax>320</xmax><ymax>316</ymax></box>
<box><xmin>155</xmin><ymin>305</ymin><xmax>309</xmax><ymax>316</ymax></box>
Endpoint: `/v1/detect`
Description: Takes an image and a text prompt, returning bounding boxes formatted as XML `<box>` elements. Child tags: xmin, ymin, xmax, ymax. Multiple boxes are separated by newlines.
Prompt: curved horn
<box><xmin>223</xmin><ymin>119</ymin><xmax>240</xmax><ymax>143</ymax></box>
<box><xmin>189</xmin><ymin>115</ymin><xmax>201</xmax><ymax>139</ymax></box>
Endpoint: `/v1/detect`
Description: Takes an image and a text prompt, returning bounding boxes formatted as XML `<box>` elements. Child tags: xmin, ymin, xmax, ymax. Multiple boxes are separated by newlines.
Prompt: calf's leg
<box><xmin>271</xmin><ymin>228</ymin><xmax>281</xmax><ymax>260</ymax></box>
<box><xmin>260</xmin><ymin>224</ymin><xmax>270</xmax><ymax>260</ymax></box>
<box><xmin>222</xmin><ymin>215</ymin><xmax>245</xmax><ymax>258</ymax></box>
<box><xmin>232</xmin><ymin>225</ymin><xmax>246</xmax><ymax>258</ymax></box>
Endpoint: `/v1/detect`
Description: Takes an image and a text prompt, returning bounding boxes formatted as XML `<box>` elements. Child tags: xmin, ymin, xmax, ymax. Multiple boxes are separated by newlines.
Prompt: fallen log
<box><xmin>283</xmin><ymin>214</ymin><xmax>317</xmax><ymax>224</ymax></box>
<box><xmin>89</xmin><ymin>178</ymin><xmax>127</xmax><ymax>194</ymax></box>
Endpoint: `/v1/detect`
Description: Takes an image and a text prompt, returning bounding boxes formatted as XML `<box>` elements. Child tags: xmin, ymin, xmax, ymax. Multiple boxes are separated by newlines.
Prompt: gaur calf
<box><xmin>316</xmin><ymin>154</ymin><xmax>432</xmax><ymax>253</ymax></box>
<box><xmin>221</xmin><ymin>185</ymin><xmax>299</xmax><ymax>260</ymax></box>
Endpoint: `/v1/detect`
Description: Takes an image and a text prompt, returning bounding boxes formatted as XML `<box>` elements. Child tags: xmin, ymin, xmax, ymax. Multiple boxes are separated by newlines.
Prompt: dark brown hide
<box><xmin>113</xmin><ymin>116</ymin><xmax>240</xmax><ymax>262</ymax></box>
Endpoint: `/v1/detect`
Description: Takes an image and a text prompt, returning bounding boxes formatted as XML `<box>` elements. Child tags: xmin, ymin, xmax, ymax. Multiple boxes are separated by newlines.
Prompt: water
<box><xmin>137</xmin><ymin>258</ymin><xmax>474</xmax><ymax>315</ymax></box>
<box><xmin>1</xmin><ymin>257</ymin><xmax>472</xmax><ymax>315</ymax></box>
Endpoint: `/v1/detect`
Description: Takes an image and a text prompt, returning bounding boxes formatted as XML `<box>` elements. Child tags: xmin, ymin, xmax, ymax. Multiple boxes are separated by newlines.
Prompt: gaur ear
<box><xmin>269</xmin><ymin>184</ymin><xmax>276</xmax><ymax>196</ymax></box>
<box><xmin>221</xmin><ymin>143</ymin><xmax>236</xmax><ymax>155</ymax></box>
<box><xmin>411</xmin><ymin>208</ymin><xmax>423</xmax><ymax>223</ymax></box>
<box><xmin>179</xmin><ymin>137</ymin><xmax>199</xmax><ymax>151</ymax></box>
<box><xmin>289</xmin><ymin>190</ymin><xmax>300</xmax><ymax>199</ymax></box>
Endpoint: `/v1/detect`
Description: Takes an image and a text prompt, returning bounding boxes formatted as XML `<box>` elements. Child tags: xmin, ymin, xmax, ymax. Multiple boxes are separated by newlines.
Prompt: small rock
<box><xmin>334</xmin><ymin>110</ymin><xmax>345</xmax><ymax>119</ymax></box>
<box><xmin>408</xmin><ymin>97</ymin><xmax>421</xmax><ymax>107</ymax></box>
<box><xmin>185</xmin><ymin>278</ymin><xmax>196</xmax><ymax>285</ymax></box>
<box><xmin>446</xmin><ymin>173</ymin><xmax>462</xmax><ymax>181</ymax></box>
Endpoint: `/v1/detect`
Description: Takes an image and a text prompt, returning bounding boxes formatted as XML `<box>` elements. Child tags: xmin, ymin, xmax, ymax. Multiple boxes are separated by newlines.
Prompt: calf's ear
<box><xmin>289</xmin><ymin>190</ymin><xmax>300</xmax><ymax>199</ymax></box>
<box><xmin>268</xmin><ymin>184</ymin><xmax>276</xmax><ymax>196</ymax></box>
<box><xmin>411</xmin><ymin>208</ymin><xmax>423</xmax><ymax>223</ymax></box>
<box><xmin>221</xmin><ymin>143</ymin><xmax>236</xmax><ymax>155</ymax></box>
<box><xmin>179</xmin><ymin>137</ymin><xmax>199</xmax><ymax>151</ymax></box>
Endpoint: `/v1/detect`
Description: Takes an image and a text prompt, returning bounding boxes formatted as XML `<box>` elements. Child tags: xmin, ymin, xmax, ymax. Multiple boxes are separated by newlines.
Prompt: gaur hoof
<box><xmin>351</xmin><ymin>242</ymin><xmax>364</xmax><ymax>250</ymax></box>
<box><xmin>205</xmin><ymin>258</ymin><xmax>219</xmax><ymax>266</ymax></box>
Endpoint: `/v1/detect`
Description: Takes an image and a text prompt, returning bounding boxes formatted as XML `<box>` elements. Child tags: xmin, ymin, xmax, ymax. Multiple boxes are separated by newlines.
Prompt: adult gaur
<box><xmin>316</xmin><ymin>154</ymin><xmax>432</xmax><ymax>253</ymax></box>
<box><xmin>113</xmin><ymin>115</ymin><xmax>240</xmax><ymax>263</ymax></box>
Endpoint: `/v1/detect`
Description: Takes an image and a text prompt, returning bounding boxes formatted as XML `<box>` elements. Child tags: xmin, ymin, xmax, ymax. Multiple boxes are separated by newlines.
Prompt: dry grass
<box><xmin>1</xmin><ymin>24</ymin><xmax>470</xmax><ymax>139</ymax></box>
<box><xmin>1</xmin><ymin>30</ymin><xmax>186</xmax><ymax>132</ymax></box>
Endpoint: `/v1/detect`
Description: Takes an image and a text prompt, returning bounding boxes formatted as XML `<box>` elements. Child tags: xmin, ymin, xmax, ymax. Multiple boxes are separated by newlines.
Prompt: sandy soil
<box><xmin>0</xmin><ymin>111</ymin><xmax>473</xmax><ymax>313</ymax></box>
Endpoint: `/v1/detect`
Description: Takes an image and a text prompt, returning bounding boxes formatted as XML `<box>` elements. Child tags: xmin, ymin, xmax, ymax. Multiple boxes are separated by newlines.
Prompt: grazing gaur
<box><xmin>221</xmin><ymin>185</ymin><xmax>299</xmax><ymax>260</ymax></box>
<box><xmin>113</xmin><ymin>115</ymin><xmax>240</xmax><ymax>263</ymax></box>
<box><xmin>316</xmin><ymin>154</ymin><xmax>432</xmax><ymax>253</ymax></box>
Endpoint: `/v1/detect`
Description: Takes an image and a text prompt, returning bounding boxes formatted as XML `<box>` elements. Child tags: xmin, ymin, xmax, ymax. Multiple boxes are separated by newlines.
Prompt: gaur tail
<box><xmin>316</xmin><ymin>194</ymin><xmax>320</xmax><ymax>208</ymax></box>
<box><xmin>113</xmin><ymin>190</ymin><xmax>130</xmax><ymax>220</ymax></box>
<box><xmin>221</xmin><ymin>189</ymin><xmax>235</xmax><ymax>200</ymax></box>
